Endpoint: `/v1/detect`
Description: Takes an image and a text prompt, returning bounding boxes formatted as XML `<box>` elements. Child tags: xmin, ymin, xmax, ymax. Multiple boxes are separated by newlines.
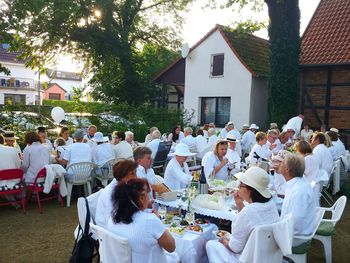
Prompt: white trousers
<box><xmin>206</xmin><ymin>240</ymin><xmax>240</xmax><ymax>263</ymax></box>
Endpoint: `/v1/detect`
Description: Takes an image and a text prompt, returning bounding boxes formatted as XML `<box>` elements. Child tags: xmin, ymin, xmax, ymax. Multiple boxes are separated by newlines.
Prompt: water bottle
<box><xmin>199</xmin><ymin>166</ymin><xmax>208</xmax><ymax>194</ymax></box>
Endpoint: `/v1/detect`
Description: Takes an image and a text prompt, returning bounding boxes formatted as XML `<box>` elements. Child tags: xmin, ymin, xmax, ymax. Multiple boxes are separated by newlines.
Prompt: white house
<box><xmin>154</xmin><ymin>25</ymin><xmax>269</xmax><ymax>129</ymax></box>
<box><xmin>0</xmin><ymin>43</ymin><xmax>43</xmax><ymax>105</ymax></box>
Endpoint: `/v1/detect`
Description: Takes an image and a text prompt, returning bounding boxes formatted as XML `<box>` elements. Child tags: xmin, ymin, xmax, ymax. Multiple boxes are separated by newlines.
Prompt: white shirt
<box><xmin>303</xmin><ymin>154</ymin><xmax>320</xmax><ymax>183</ymax></box>
<box><xmin>202</xmin><ymin>152</ymin><xmax>229</xmax><ymax>180</ymax></box>
<box><xmin>95</xmin><ymin>178</ymin><xmax>117</xmax><ymax>227</ymax></box>
<box><xmin>241</xmin><ymin>130</ymin><xmax>256</xmax><ymax>153</ymax></box>
<box><xmin>226</xmin><ymin>149</ymin><xmax>241</xmax><ymax>174</ymax></box>
<box><xmin>220</xmin><ymin>128</ymin><xmax>229</xmax><ymax>139</ymax></box>
<box><xmin>147</xmin><ymin>139</ymin><xmax>161</xmax><ymax>160</ymax></box>
<box><xmin>229</xmin><ymin>200</ymin><xmax>279</xmax><ymax>253</ymax></box>
<box><xmin>300</xmin><ymin>129</ymin><xmax>313</xmax><ymax>142</ymax></box>
<box><xmin>329</xmin><ymin>144</ymin><xmax>339</xmax><ymax>161</ymax></box>
<box><xmin>42</xmin><ymin>138</ymin><xmax>53</xmax><ymax>152</ymax></box>
<box><xmin>248</xmin><ymin>144</ymin><xmax>268</xmax><ymax>165</ymax></box>
<box><xmin>63</xmin><ymin>142</ymin><xmax>92</xmax><ymax>167</ymax></box>
<box><xmin>195</xmin><ymin>135</ymin><xmax>208</xmax><ymax>154</ymax></box>
<box><xmin>164</xmin><ymin>158</ymin><xmax>192</xmax><ymax>190</ymax></box>
<box><xmin>312</xmin><ymin>144</ymin><xmax>333</xmax><ymax>175</ymax></box>
<box><xmin>106</xmin><ymin>211</ymin><xmax>165</xmax><ymax>263</ymax></box>
<box><xmin>0</xmin><ymin>145</ymin><xmax>21</xmax><ymax>188</ymax></box>
<box><xmin>207</xmin><ymin>134</ymin><xmax>219</xmax><ymax>151</ymax></box>
<box><xmin>273</xmin><ymin>172</ymin><xmax>286</xmax><ymax>196</ymax></box>
<box><xmin>136</xmin><ymin>165</ymin><xmax>156</xmax><ymax>185</ymax></box>
<box><xmin>167</xmin><ymin>131</ymin><xmax>184</xmax><ymax>143</ymax></box>
<box><xmin>283</xmin><ymin>116</ymin><xmax>303</xmax><ymax>139</ymax></box>
<box><xmin>144</xmin><ymin>134</ymin><xmax>153</xmax><ymax>145</ymax></box>
<box><xmin>54</xmin><ymin>137</ymin><xmax>73</xmax><ymax>148</ymax></box>
<box><xmin>281</xmin><ymin>177</ymin><xmax>317</xmax><ymax>236</ymax></box>
<box><xmin>92</xmin><ymin>143</ymin><xmax>115</xmax><ymax>167</ymax></box>
<box><xmin>181</xmin><ymin>135</ymin><xmax>196</xmax><ymax>151</ymax></box>
<box><xmin>334</xmin><ymin>139</ymin><xmax>346</xmax><ymax>157</ymax></box>
<box><xmin>228</xmin><ymin>129</ymin><xmax>242</xmax><ymax>140</ymax></box>
<box><xmin>114</xmin><ymin>141</ymin><xmax>134</xmax><ymax>160</ymax></box>
<box><xmin>57</xmin><ymin>145</ymin><xmax>66</xmax><ymax>160</ymax></box>
<box><xmin>263</xmin><ymin>141</ymin><xmax>280</xmax><ymax>158</ymax></box>
<box><xmin>22</xmin><ymin>142</ymin><xmax>51</xmax><ymax>183</ymax></box>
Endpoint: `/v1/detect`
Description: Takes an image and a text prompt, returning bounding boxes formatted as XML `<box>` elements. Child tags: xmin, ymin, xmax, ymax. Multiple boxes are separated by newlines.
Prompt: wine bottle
<box><xmin>199</xmin><ymin>166</ymin><xmax>208</xmax><ymax>194</ymax></box>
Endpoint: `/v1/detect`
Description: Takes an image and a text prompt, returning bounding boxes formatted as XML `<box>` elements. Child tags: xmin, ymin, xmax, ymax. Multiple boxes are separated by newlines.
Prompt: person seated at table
<box><xmin>207</xmin><ymin>128</ymin><xmax>219</xmax><ymax>151</ymax></box>
<box><xmin>147</xmin><ymin>130</ymin><xmax>162</xmax><ymax>160</ymax></box>
<box><xmin>279</xmin><ymin>154</ymin><xmax>317</xmax><ymax>244</ymax></box>
<box><xmin>83</xmin><ymin>124</ymin><xmax>97</xmax><ymax>146</ymax></box>
<box><xmin>225</xmin><ymin>134</ymin><xmax>241</xmax><ymax>175</ymax></box>
<box><xmin>206</xmin><ymin>167</ymin><xmax>279</xmax><ymax>262</ymax></box>
<box><xmin>271</xmin><ymin>150</ymin><xmax>291</xmax><ymax>198</ymax></box>
<box><xmin>327</xmin><ymin>130</ymin><xmax>343</xmax><ymax>161</ymax></box>
<box><xmin>113</xmin><ymin>131</ymin><xmax>134</xmax><ymax>161</ymax></box>
<box><xmin>195</xmin><ymin>129</ymin><xmax>208</xmax><ymax>157</ymax></box>
<box><xmin>263</xmin><ymin>129</ymin><xmax>281</xmax><ymax>158</ymax></box>
<box><xmin>37</xmin><ymin>126</ymin><xmax>53</xmax><ymax>152</ymax></box>
<box><xmin>3</xmin><ymin>131</ymin><xmax>22</xmax><ymax>159</ymax></box>
<box><xmin>144</xmin><ymin>126</ymin><xmax>158</xmax><ymax>145</ymax></box>
<box><xmin>311</xmin><ymin>132</ymin><xmax>333</xmax><ymax>175</ymax></box>
<box><xmin>164</xmin><ymin>143</ymin><xmax>194</xmax><ymax>190</ymax></box>
<box><xmin>92</xmin><ymin>132</ymin><xmax>115</xmax><ymax>168</ymax></box>
<box><xmin>54</xmin><ymin>127</ymin><xmax>73</xmax><ymax>148</ymax></box>
<box><xmin>181</xmin><ymin>127</ymin><xmax>196</xmax><ymax>152</ymax></box>
<box><xmin>167</xmin><ymin>125</ymin><xmax>184</xmax><ymax>143</ymax></box>
<box><xmin>248</xmin><ymin>132</ymin><xmax>268</xmax><ymax>165</ymax></box>
<box><xmin>329</xmin><ymin>128</ymin><xmax>346</xmax><ymax>157</ymax></box>
<box><xmin>202</xmin><ymin>140</ymin><xmax>230</xmax><ymax>181</ymax></box>
<box><xmin>55</xmin><ymin>137</ymin><xmax>66</xmax><ymax>160</ymax></box>
<box><xmin>106</xmin><ymin>178</ymin><xmax>177</xmax><ymax>263</ymax></box>
<box><xmin>126</xmin><ymin>131</ymin><xmax>139</xmax><ymax>149</ymax></box>
<box><xmin>134</xmin><ymin>146</ymin><xmax>156</xmax><ymax>189</ymax></box>
<box><xmin>95</xmin><ymin>160</ymin><xmax>138</xmax><ymax>227</ymax></box>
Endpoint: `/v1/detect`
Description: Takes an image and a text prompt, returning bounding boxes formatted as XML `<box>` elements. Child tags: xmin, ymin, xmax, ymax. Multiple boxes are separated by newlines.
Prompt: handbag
<box><xmin>69</xmin><ymin>198</ymin><xmax>98</xmax><ymax>263</ymax></box>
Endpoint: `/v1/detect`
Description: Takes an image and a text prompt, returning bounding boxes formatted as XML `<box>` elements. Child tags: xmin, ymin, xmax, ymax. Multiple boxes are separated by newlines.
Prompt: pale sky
<box><xmin>57</xmin><ymin>0</ymin><xmax>321</xmax><ymax>72</ymax></box>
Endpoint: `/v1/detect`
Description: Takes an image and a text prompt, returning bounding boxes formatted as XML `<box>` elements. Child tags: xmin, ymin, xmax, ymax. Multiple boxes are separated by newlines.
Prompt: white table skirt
<box><xmin>173</xmin><ymin>223</ymin><xmax>218</xmax><ymax>263</ymax></box>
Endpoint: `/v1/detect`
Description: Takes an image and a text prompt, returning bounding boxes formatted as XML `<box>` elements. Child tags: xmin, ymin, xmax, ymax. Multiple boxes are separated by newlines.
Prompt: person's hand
<box><xmin>152</xmin><ymin>209</ymin><xmax>160</xmax><ymax>219</ymax></box>
<box><xmin>222</xmin><ymin>157</ymin><xmax>229</xmax><ymax>165</ymax></box>
<box><xmin>219</xmin><ymin>236</ymin><xmax>229</xmax><ymax>247</ymax></box>
<box><xmin>269</xmin><ymin>143</ymin><xmax>277</xmax><ymax>150</ymax></box>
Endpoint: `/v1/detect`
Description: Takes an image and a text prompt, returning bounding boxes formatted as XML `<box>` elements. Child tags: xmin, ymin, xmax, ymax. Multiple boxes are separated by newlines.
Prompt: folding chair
<box><xmin>90</xmin><ymin>222</ymin><xmax>132</xmax><ymax>263</ymax></box>
<box><xmin>0</xmin><ymin>169</ymin><xmax>25</xmax><ymax>213</ymax></box>
<box><xmin>26</xmin><ymin>168</ymin><xmax>64</xmax><ymax>213</ymax></box>
<box><xmin>65</xmin><ymin>162</ymin><xmax>95</xmax><ymax>207</ymax></box>
<box><xmin>152</xmin><ymin>141</ymin><xmax>172</xmax><ymax>174</ymax></box>
<box><xmin>313</xmin><ymin>196</ymin><xmax>347</xmax><ymax>263</ymax></box>
<box><xmin>93</xmin><ymin>159</ymin><xmax>116</xmax><ymax>187</ymax></box>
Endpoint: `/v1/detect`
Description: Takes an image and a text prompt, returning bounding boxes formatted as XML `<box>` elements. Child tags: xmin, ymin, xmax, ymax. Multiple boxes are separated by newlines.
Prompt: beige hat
<box><xmin>226</xmin><ymin>133</ymin><xmax>237</xmax><ymax>142</ymax></box>
<box><xmin>174</xmin><ymin>143</ymin><xmax>195</xmax><ymax>157</ymax></box>
<box><xmin>235</xmin><ymin>167</ymin><xmax>271</xmax><ymax>198</ymax></box>
<box><xmin>330</xmin><ymin>128</ymin><xmax>339</xmax><ymax>133</ymax></box>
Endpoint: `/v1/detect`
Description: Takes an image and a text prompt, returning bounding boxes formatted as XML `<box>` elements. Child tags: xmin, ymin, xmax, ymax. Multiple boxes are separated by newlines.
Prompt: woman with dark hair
<box><xmin>106</xmin><ymin>178</ymin><xmax>176</xmax><ymax>263</ymax></box>
<box><xmin>22</xmin><ymin>131</ymin><xmax>50</xmax><ymax>183</ymax></box>
<box><xmin>55</xmin><ymin>126</ymin><xmax>73</xmax><ymax>147</ymax></box>
<box><xmin>206</xmin><ymin>167</ymin><xmax>279</xmax><ymax>262</ymax></box>
<box><xmin>167</xmin><ymin>125</ymin><xmax>184</xmax><ymax>143</ymax></box>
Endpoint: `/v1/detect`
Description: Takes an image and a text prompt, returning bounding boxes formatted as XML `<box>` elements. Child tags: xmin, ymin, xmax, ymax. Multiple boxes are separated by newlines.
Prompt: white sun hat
<box><xmin>174</xmin><ymin>143</ymin><xmax>196</xmax><ymax>157</ymax></box>
<box><xmin>234</xmin><ymin>167</ymin><xmax>271</xmax><ymax>198</ymax></box>
<box><xmin>330</xmin><ymin>128</ymin><xmax>339</xmax><ymax>133</ymax></box>
<box><xmin>249</xmin><ymin>123</ymin><xmax>259</xmax><ymax>130</ymax></box>
<box><xmin>92</xmin><ymin>132</ymin><xmax>109</xmax><ymax>143</ymax></box>
<box><xmin>226</xmin><ymin>133</ymin><xmax>237</xmax><ymax>142</ymax></box>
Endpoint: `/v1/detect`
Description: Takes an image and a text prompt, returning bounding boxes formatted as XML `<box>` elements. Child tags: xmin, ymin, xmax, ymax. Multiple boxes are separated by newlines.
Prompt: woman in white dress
<box><xmin>248</xmin><ymin>132</ymin><xmax>268</xmax><ymax>165</ymax></box>
<box><xmin>206</xmin><ymin>167</ymin><xmax>280</xmax><ymax>263</ymax></box>
<box><xmin>202</xmin><ymin>140</ymin><xmax>230</xmax><ymax>180</ymax></box>
<box><xmin>106</xmin><ymin>178</ymin><xmax>177</xmax><ymax>263</ymax></box>
<box><xmin>295</xmin><ymin>140</ymin><xmax>321</xmax><ymax>204</ymax></box>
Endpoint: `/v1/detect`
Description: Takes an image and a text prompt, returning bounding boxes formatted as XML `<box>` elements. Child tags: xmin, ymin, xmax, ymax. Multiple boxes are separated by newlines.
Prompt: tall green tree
<box><xmin>223</xmin><ymin>0</ymin><xmax>300</xmax><ymax>126</ymax></box>
<box><xmin>0</xmin><ymin>0</ymin><xmax>191</xmax><ymax>104</ymax></box>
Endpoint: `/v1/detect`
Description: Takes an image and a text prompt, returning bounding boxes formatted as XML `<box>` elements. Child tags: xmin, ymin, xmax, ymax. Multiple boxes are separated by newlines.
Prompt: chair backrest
<box><xmin>330</xmin><ymin>195</ymin><xmax>347</xmax><ymax>223</ymax></box>
<box><xmin>294</xmin><ymin>207</ymin><xmax>325</xmax><ymax>240</ymax></box>
<box><xmin>90</xmin><ymin>222</ymin><xmax>132</xmax><ymax>263</ymax></box>
<box><xmin>153</xmin><ymin>142</ymin><xmax>172</xmax><ymax>167</ymax></box>
<box><xmin>33</xmin><ymin>168</ymin><xmax>46</xmax><ymax>185</ymax></box>
<box><xmin>66</xmin><ymin>162</ymin><xmax>95</xmax><ymax>183</ymax></box>
<box><xmin>154</xmin><ymin>174</ymin><xmax>165</xmax><ymax>184</ymax></box>
<box><xmin>240</xmin><ymin>214</ymin><xmax>294</xmax><ymax>263</ymax></box>
<box><xmin>0</xmin><ymin>169</ymin><xmax>24</xmax><ymax>181</ymax></box>
<box><xmin>101</xmin><ymin>159</ymin><xmax>117</xmax><ymax>179</ymax></box>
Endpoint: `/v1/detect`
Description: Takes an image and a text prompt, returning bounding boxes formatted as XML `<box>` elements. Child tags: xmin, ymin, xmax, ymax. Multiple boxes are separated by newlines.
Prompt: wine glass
<box><xmin>185</xmin><ymin>208</ymin><xmax>195</xmax><ymax>223</ymax></box>
<box><xmin>158</xmin><ymin>205</ymin><xmax>167</xmax><ymax>220</ymax></box>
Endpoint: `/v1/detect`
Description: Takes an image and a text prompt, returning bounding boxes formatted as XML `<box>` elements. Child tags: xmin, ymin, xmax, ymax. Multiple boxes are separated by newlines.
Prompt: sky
<box><xmin>57</xmin><ymin>0</ymin><xmax>321</xmax><ymax>72</ymax></box>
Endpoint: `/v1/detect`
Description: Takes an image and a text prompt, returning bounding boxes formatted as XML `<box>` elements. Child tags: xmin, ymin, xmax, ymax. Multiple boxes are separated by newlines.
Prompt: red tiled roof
<box><xmin>300</xmin><ymin>0</ymin><xmax>350</xmax><ymax>65</ymax></box>
<box><xmin>0</xmin><ymin>44</ymin><xmax>25</xmax><ymax>64</ymax></box>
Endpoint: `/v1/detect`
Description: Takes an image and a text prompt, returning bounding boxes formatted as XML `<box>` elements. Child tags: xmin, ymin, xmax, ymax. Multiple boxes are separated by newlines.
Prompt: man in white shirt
<box><xmin>241</xmin><ymin>124</ymin><xmax>258</xmax><ymax>156</ymax></box>
<box><xmin>195</xmin><ymin>129</ymin><xmax>209</xmax><ymax>158</ymax></box>
<box><xmin>225</xmin><ymin>134</ymin><xmax>241</xmax><ymax>174</ymax></box>
<box><xmin>91</xmin><ymin>132</ymin><xmax>115</xmax><ymax>167</ymax></box>
<box><xmin>181</xmin><ymin>127</ymin><xmax>196</xmax><ymax>152</ymax></box>
<box><xmin>147</xmin><ymin>130</ymin><xmax>162</xmax><ymax>160</ymax></box>
<box><xmin>311</xmin><ymin>132</ymin><xmax>333</xmax><ymax>175</ymax></box>
<box><xmin>282</xmin><ymin>114</ymin><xmax>304</xmax><ymax>139</ymax></box>
<box><xmin>279</xmin><ymin>154</ymin><xmax>317</xmax><ymax>241</ymax></box>
<box><xmin>263</xmin><ymin>129</ymin><xmax>280</xmax><ymax>158</ymax></box>
<box><xmin>164</xmin><ymin>143</ymin><xmax>194</xmax><ymax>190</ymax></box>
<box><xmin>83</xmin><ymin>125</ymin><xmax>97</xmax><ymax>143</ymax></box>
<box><xmin>113</xmin><ymin>131</ymin><xmax>134</xmax><ymax>160</ymax></box>
<box><xmin>329</xmin><ymin>128</ymin><xmax>346</xmax><ymax>157</ymax></box>
<box><xmin>220</xmin><ymin>122</ymin><xmax>233</xmax><ymax>139</ymax></box>
<box><xmin>125</xmin><ymin>131</ymin><xmax>139</xmax><ymax>149</ymax></box>
<box><xmin>227</xmin><ymin>123</ymin><xmax>242</xmax><ymax>157</ymax></box>
<box><xmin>58</xmin><ymin>129</ymin><xmax>92</xmax><ymax>169</ymax></box>
<box><xmin>95</xmin><ymin>160</ymin><xmax>138</xmax><ymax>227</ymax></box>
<box><xmin>207</xmin><ymin>128</ymin><xmax>218</xmax><ymax>151</ymax></box>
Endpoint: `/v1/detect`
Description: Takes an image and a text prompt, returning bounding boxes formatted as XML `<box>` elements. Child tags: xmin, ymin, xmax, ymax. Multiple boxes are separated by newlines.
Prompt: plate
<box><xmin>195</xmin><ymin>218</ymin><xmax>210</xmax><ymax>227</ymax></box>
<box><xmin>213</xmin><ymin>230</ymin><xmax>231</xmax><ymax>239</ymax></box>
<box><xmin>168</xmin><ymin>226</ymin><xmax>185</xmax><ymax>237</ymax></box>
<box><xmin>185</xmin><ymin>225</ymin><xmax>203</xmax><ymax>234</ymax></box>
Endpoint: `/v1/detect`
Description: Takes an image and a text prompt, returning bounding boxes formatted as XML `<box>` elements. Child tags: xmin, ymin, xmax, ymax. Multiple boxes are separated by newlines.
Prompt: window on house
<box><xmin>210</xmin><ymin>54</ymin><xmax>224</xmax><ymax>77</ymax></box>
<box><xmin>4</xmin><ymin>94</ymin><xmax>26</xmax><ymax>105</ymax></box>
<box><xmin>49</xmin><ymin>93</ymin><xmax>61</xmax><ymax>100</ymax></box>
<box><xmin>201</xmin><ymin>97</ymin><xmax>230</xmax><ymax>126</ymax></box>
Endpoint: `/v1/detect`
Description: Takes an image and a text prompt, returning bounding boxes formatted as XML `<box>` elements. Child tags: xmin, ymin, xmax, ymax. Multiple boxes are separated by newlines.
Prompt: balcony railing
<box><xmin>0</xmin><ymin>77</ymin><xmax>35</xmax><ymax>89</ymax></box>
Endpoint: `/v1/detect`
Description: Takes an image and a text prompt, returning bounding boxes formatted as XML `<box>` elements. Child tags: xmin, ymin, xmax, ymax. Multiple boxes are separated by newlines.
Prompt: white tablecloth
<box><xmin>172</xmin><ymin>223</ymin><xmax>218</xmax><ymax>263</ymax></box>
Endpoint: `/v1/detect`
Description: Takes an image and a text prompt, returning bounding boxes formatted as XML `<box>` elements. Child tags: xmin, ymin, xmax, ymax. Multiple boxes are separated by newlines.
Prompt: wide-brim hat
<box><xmin>174</xmin><ymin>143</ymin><xmax>195</xmax><ymax>157</ymax></box>
<box><xmin>226</xmin><ymin>133</ymin><xmax>237</xmax><ymax>142</ymax></box>
<box><xmin>330</xmin><ymin>128</ymin><xmax>339</xmax><ymax>134</ymax></box>
<box><xmin>92</xmin><ymin>132</ymin><xmax>109</xmax><ymax>143</ymax></box>
<box><xmin>235</xmin><ymin>167</ymin><xmax>271</xmax><ymax>198</ymax></box>
<box><xmin>249</xmin><ymin>124</ymin><xmax>259</xmax><ymax>130</ymax></box>
<box><xmin>4</xmin><ymin>131</ymin><xmax>19</xmax><ymax>140</ymax></box>
<box><xmin>242</xmin><ymin>124</ymin><xmax>249</xmax><ymax>128</ymax></box>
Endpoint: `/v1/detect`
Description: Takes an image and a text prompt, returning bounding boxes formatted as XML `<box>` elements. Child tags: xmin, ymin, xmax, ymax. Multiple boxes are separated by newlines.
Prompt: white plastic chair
<box><xmin>65</xmin><ymin>162</ymin><xmax>95</xmax><ymax>207</ymax></box>
<box><xmin>240</xmin><ymin>214</ymin><xmax>294</xmax><ymax>263</ymax></box>
<box><xmin>94</xmin><ymin>159</ymin><xmax>116</xmax><ymax>187</ymax></box>
<box><xmin>287</xmin><ymin>207</ymin><xmax>325</xmax><ymax>263</ymax></box>
<box><xmin>154</xmin><ymin>174</ymin><xmax>165</xmax><ymax>184</ymax></box>
<box><xmin>320</xmin><ymin>168</ymin><xmax>333</xmax><ymax>206</ymax></box>
<box><xmin>331</xmin><ymin>159</ymin><xmax>341</xmax><ymax>195</ymax></box>
<box><xmin>313</xmin><ymin>196</ymin><xmax>347</xmax><ymax>263</ymax></box>
<box><xmin>90</xmin><ymin>222</ymin><xmax>132</xmax><ymax>263</ymax></box>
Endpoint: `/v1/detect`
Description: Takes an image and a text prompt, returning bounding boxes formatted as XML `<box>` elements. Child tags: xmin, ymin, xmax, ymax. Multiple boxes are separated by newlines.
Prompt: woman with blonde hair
<box><xmin>202</xmin><ymin>140</ymin><xmax>230</xmax><ymax>180</ymax></box>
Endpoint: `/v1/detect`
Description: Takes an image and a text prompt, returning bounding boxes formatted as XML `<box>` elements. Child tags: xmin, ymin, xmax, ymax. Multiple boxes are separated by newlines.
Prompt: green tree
<box><xmin>0</xmin><ymin>0</ymin><xmax>192</xmax><ymax>104</ymax></box>
<box><xmin>223</xmin><ymin>0</ymin><xmax>300</xmax><ymax>126</ymax></box>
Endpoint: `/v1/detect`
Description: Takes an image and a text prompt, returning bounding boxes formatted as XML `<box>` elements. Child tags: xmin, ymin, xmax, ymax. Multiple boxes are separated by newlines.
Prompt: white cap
<box><xmin>249</xmin><ymin>123</ymin><xmax>259</xmax><ymax>130</ymax></box>
<box><xmin>330</xmin><ymin>128</ymin><xmax>339</xmax><ymax>133</ymax></box>
<box><xmin>174</xmin><ymin>143</ymin><xmax>195</xmax><ymax>157</ymax></box>
<box><xmin>235</xmin><ymin>167</ymin><xmax>271</xmax><ymax>198</ymax></box>
<box><xmin>92</xmin><ymin>132</ymin><xmax>109</xmax><ymax>143</ymax></box>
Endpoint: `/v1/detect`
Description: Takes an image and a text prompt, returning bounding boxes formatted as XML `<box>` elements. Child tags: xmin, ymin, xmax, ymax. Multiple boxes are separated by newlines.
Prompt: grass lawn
<box><xmin>1</xmin><ymin>195</ymin><xmax>350</xmax><ymax>263</ymax></box>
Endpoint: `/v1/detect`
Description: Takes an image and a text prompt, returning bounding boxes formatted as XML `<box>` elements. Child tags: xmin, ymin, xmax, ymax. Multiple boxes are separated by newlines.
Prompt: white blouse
<box><xmin>202</xmin><ymin>152</ymin><xmax>229</xmax><ymax>180</ymax></box>
<box><xmin>164</xmin><ymin>158</ymin><xmax>192</xmax><ymax>190</ymax></box>
<box><xmin>248</xmin><ymin>144</ymin><xmax>268</xmax><ymax>165</ymax></box>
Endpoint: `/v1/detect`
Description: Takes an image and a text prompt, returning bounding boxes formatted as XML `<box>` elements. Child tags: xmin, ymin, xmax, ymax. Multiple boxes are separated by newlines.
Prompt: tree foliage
<box><xmin>0</xmin><ymin>0</ymin><xmax>191</xmax><ymax>104</ymax></box>
<box><xmin>222</xmin><ymin>0</ymin><xmax>301</xmax><ymax>126</ymax></box>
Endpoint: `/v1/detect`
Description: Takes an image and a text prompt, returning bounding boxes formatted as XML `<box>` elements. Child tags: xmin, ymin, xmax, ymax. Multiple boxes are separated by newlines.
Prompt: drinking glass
<box><xmin>158</xmin><ymin>205</ymin><xmax>167</xmax><ymax>220</ymax></box>
<box><xmin>185</xmin><ymin>209</ymin><xmax>195</xmax><ymax>223</ymax></box>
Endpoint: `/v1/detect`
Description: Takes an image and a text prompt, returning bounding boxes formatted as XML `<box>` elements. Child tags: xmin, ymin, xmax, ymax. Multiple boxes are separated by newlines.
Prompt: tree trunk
<box><xmin>265</xmin><ymin>0</ymin><xmax>300</xmax><ymax>126</ymax></box>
